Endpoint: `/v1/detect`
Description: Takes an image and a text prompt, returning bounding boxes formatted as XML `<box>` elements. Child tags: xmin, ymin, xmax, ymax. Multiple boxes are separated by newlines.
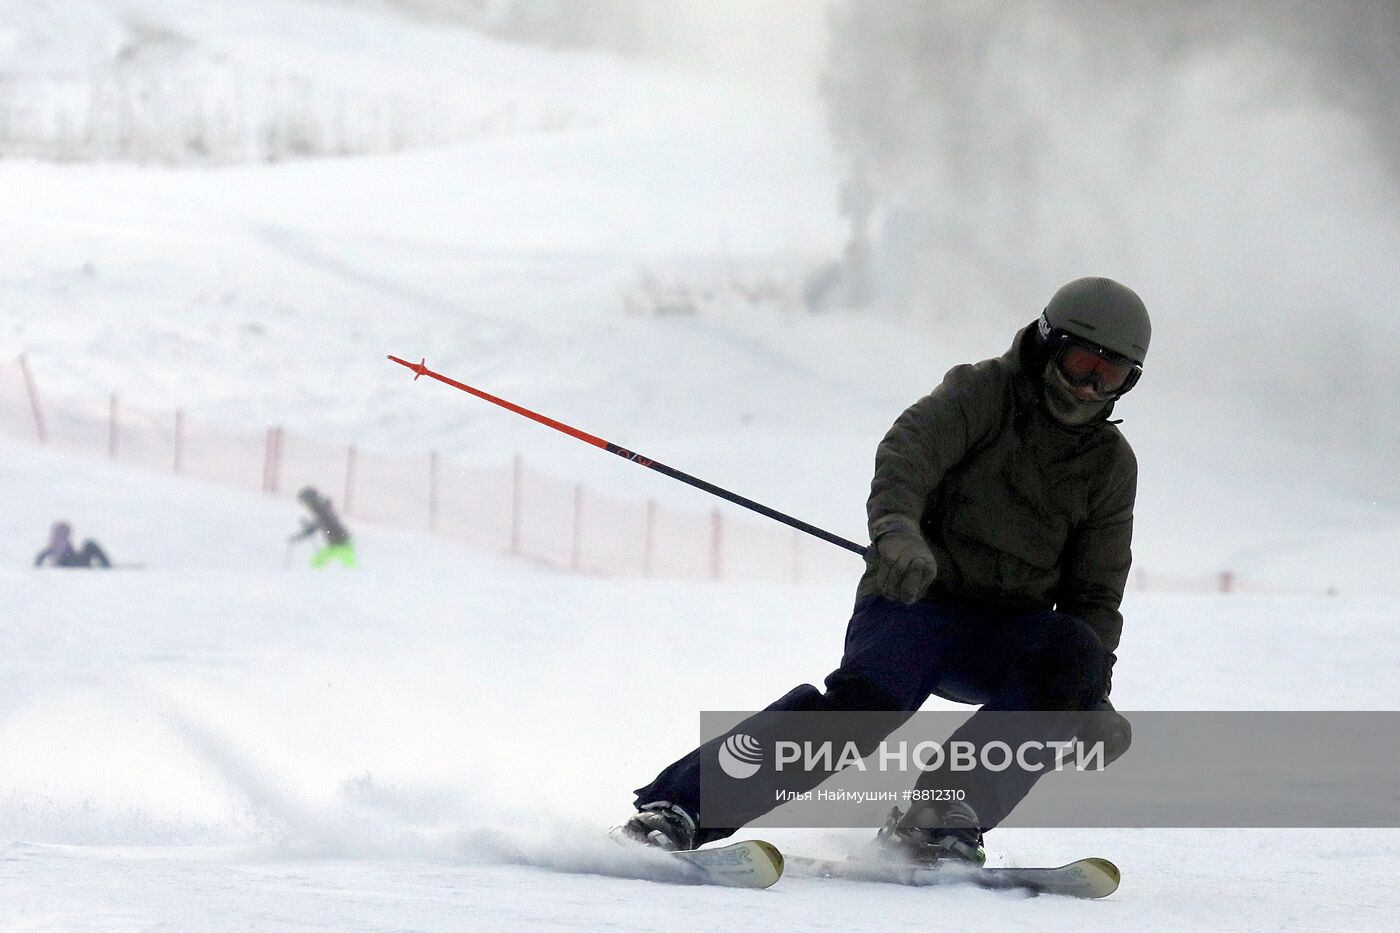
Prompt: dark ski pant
<box><xmin>58</xmin><ymin>541</ymin><xmax>111</xmax><ymax>568</ymax></box>
<box><xmin>633</xmin><ymin>595</ymin><xmax>1112</xmax><ymax>847</ymax></box>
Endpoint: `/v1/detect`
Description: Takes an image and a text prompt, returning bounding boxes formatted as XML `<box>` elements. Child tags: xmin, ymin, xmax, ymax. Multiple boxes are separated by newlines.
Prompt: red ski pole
<box><xmin>387</xmin><ymin>355</ymin><xmax>867</xmax><ymax>557</ymax></box>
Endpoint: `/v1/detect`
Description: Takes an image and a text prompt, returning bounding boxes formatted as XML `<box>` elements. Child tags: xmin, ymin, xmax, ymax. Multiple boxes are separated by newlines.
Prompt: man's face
<box><xmin>1043</xmin><ymin>361</ymin><xmax>1112</xmax><ymax>426</ymax></box>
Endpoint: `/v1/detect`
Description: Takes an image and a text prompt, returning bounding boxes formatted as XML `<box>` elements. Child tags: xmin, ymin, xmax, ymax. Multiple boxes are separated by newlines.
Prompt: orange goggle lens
<box><xmin>1055</xmin><ymin>342</ymin><xmax>1139</xmax><ymax>396</ymax></box>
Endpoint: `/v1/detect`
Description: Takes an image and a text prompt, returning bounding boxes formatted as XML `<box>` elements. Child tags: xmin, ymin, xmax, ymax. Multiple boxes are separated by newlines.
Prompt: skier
<box><xmin>34</xmin><ymin>521</ymin><xmax>112</xmax><ymax>568</ymax></box>
<box><xmin>620</xmin><ymin>277</ymin><xmax>1145</xmax><ymax>864</ymax></box>
<box><xmin>289</xmin><ymin>486</ymin><xmax>356</xmax><ymax>568</ymax></box>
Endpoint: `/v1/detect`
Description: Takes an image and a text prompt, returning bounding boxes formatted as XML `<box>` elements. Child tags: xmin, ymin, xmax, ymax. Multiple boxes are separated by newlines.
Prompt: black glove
<box><xmin>870</xmin><ymin>516</ymin><xmax>938</xmax><ymax>604</ymax></box>
<box><xmin>1081</xmin><ymin>697</ymin><xmax>1132</xmax><ymax>766</ymax></box>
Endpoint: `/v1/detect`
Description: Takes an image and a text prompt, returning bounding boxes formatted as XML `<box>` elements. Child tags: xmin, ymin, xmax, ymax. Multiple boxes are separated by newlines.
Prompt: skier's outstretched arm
<box><xmin>288</xmin><ymin>520</ymin><xmax>320</xmax><ymax>543</ymax></box>
<box><xmin>865</xmin><ymin>361</ymin><xmax>1005</xmax><ymax>602</ymax></box>
<box><xmin>867</xmin><ymin>361</ymin><xmax>1003</xmax><ymax>536</ymax></box>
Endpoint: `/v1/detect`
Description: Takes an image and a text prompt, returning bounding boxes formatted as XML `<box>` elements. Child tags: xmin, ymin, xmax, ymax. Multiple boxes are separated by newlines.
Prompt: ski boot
<box><xmin>874</xmin><ymin>802</ymin><xmax>987</xmax><ymax>866</ymax></box>
<box><xmin>615</xmin><ymin>801</ymin><xmax>698</xmax><ymax>852</ymax></box>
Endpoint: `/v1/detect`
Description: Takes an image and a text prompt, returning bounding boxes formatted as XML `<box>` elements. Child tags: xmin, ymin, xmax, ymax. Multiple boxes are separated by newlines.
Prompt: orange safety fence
<box><xmin>0</xmin><ymin>354</ymin><xmax>1337</xmax><ymax>594</ymax></box>
<box><xmin>3</xmin><ymin>354</ymin><xmax>859</xmax><ymax>584</ymax></box>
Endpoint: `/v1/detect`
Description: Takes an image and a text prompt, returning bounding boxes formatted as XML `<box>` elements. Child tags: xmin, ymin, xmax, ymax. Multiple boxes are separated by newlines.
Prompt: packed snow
<box><xmin>4</xmin><ymin>425</ymin><xmax>1398</xmax><ymax>931</ymax></box>
<box><xmin>2</xmin><ymin>1</ymin><xmax>1397</xmax><ymax>930</ymax></box>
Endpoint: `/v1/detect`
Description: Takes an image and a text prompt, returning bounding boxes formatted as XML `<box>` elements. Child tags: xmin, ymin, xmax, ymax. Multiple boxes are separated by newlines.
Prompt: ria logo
<box><xmin>718</xmin><ymin>733</ymin><xmax>763</xmax><ymax>779</ymax></box>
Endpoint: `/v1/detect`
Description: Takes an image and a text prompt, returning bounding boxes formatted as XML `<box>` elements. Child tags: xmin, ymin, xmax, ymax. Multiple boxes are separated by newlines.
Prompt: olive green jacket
<box><xmin>858</xmin><ymin>325</ymin><xmax>1137</xmax><ymax>655</ymax></box>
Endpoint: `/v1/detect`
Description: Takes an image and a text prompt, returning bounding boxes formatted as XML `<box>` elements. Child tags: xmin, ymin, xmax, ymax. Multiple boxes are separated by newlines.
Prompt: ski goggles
<box><xmin>1050</xmin><ymin>336</ymin><xmax>1142</xmax><ymax>399</ymax></box>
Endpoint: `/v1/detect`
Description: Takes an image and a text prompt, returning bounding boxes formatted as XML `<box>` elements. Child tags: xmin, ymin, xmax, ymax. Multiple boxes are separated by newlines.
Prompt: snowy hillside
<box><xmin>3</xmin><ymin>0</ymin><xmax>1396</xmax><ymax>595</ymax></box>
<box><xmin>2</xmin><ymin>1</ymin><xmax>1399</xmax><ymax>930</ymax></box>
<box><xmin>4</xmin><ymin>419</ymin><xmax>1399</xmax><ymax>930</ymax></box>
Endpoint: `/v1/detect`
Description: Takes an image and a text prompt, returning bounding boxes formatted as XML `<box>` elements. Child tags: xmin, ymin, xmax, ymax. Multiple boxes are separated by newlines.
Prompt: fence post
<box><xmin>262</xmin><ymin>428</ymin><xmax>272</xmax><ymax>493</ymax></box>
<box><xmin>262</xmin><ymin>426</ymin><xmax>283</xmax><ymax>495</ymax></box>
<box><xmin>510</xmin><ymin>453</ymin><xmax>524</xmax><ymax>556</ymax></box>
<box><xmin>173</xmin><ymin>408</ymin><xmax>185</xmax><ymax>474</ymax></box>
<box><xmin>710</xmin><ymin>508</ymin><xmax>723</xmax><ymax>582</ymax></box>
<box><xmin>571</xmin><ymin>484</ymin><xmax>584</xmax><ymax>572</ymax></box>
<box><xmin>428</xmin><ymin>449</ymin><xmax>439</xmax><ymax>535</ymax></box>
<box><xmin>272</xmin><ymin>427</ymin><xmax>283</xmax><ymax>495</ymax></box>
<box><xmin>643</xmin><ymin>498</ymin><xmax>657</xmax><ymax>578</ymax></box>
<box><xmin>108</xmin><ymin>393</ymin><xmax>119</xmax><ymax>460</ymax></box>
<box><xmin>344</xmin><ymin>444</ymin><xmax>358</xmax><ymax>516</ymax></box>
<box><xmin>18</xmin><ymin>354</ymin><xmax>47</xmax><ymax>443</ymax></box>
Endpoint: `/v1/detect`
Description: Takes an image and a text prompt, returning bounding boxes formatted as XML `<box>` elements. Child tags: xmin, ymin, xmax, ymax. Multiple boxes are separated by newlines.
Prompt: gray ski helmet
<box><xmin>1041</xmin><ymin>277</ymin><xmax>1151</xmax><ymax>365</ymax></box>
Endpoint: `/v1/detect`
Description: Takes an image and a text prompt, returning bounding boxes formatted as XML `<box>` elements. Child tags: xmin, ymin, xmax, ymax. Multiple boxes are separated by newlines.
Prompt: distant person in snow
<box><xmin>289</xmin><ymin>486</ymin><xmax>356</xmax><ymax>568</ymax></box>
<box><xmin>619</xmin><ymin>277</ymin><xmax>1144</xmax><ymax>865</ymax></box>
<box><xmin>34</xmin><ymin>521</ymin><xmax>111</xmax><ymax>568</ymax></box>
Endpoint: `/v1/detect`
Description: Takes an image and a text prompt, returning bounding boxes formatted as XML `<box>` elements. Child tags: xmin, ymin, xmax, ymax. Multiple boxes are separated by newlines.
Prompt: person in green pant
<box><xmin>289</xmin><ymin>486</ymin><xmax>356</xmax><ymax>568</ymax></box>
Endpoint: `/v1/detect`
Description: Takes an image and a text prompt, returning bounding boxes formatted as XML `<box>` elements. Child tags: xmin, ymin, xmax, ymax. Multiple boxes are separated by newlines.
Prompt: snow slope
<box><xmin>3</xmin><ymin>427</ymin><xmax>1399</xmax><ymax>931</ymax></box>
<box><xmin>1</xmin><ymin>2</ymin><xmax>1398</xmax><ymax>929</ymax></box>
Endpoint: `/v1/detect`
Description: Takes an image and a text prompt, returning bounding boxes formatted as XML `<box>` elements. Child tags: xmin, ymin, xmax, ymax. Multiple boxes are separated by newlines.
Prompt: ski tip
<box><xmin>1081</xmin><ymin>857</ymin><xmax>1120</xmax><ymax>882</ymax></box>
<box><xmin>671</xmin><ymin>839</ymin><xmax>785</xmax><ymax>889</ymax></box>
<box><xmin>1073</xmin><ymin>857</ymin><xmax>1121</xmax><ymax>897</ymax></box>
<box><xmin>751</xmin><ymin>839</ymin><xmax>785</xmax><ymax>876</ymax></box>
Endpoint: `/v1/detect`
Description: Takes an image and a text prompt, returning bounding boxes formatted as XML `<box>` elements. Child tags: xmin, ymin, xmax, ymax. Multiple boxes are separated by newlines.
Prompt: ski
<box><xmin>528</xmin><ymin>836</ymin><xmax>784</xmax><ymax>890</ymax></box>
<box><xmin>786</xmin><ymin>854</ymin><xmax>1119</xmax><ymax>899</ymax></box>
<box><xmin>670</xmin><ymin>839</ymin><xmax>785</xmax><ymax>889</ymax></box>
